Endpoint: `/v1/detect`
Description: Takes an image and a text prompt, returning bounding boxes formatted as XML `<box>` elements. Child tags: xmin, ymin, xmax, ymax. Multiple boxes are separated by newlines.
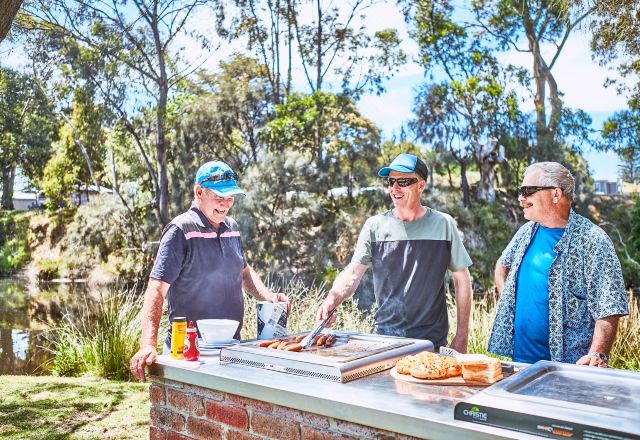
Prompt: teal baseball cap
<box><xmin>195</xmin><ymin>160</ymin><xmax>245</xmax><ymax>197</ymax></box>
<box><xmin>378</xmin><ymin>153</ymin><xmax>429</xmax><ymax>180</ymax></box>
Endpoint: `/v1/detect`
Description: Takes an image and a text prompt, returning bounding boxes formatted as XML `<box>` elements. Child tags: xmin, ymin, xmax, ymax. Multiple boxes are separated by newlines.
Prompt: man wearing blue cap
<box><xmin>130</xmin><ymin>160</ymin><xmax>289</xmax><ymax>380</ymax></box>
<box><xmin>316</xmin><ymin>153</ymin><xmax>473</xmax><ymax>352</ymax></box>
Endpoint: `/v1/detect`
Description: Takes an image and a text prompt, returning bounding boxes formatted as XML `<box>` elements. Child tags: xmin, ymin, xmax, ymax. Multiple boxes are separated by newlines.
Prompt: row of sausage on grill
<box><xmin>255</xmin><ymin>333</ymin><xmax>337</xmax><ymax>352</ymax></box>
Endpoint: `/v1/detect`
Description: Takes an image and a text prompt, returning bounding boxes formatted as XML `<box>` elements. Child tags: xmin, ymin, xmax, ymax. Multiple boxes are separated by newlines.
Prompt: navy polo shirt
<box><xmin>150</xmin><ymin>204</ymin><xmax>246</xmax><ymax>345</ymax></box>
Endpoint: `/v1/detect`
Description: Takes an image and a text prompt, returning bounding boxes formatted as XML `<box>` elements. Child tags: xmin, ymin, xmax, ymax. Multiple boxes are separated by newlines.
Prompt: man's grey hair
<box><xmin>524</xmin><ymin>162</ymin><xmax>575</xmax><ymax>202</ymax></box>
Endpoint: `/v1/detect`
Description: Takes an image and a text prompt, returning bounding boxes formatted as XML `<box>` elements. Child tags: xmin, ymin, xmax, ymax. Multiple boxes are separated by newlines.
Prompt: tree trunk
<box><xmin>152</xmin><ymin>2</ymin><xmax>170</xmax><ymax>226</ymax></box>
<box><xmin>0</xmin><ymin>0</ymin><xmax>22</xmax><ymax>43</ymax></box>
<box><xmin>460</xmin><ymin>159</ymin><xmax>470</xmax><ymax>208</ymax></box>
<box><xmin>474</xmin><ymin>138</ymin><xmax>505</xmax><ymax>203</ymax></box>
<box><xmin>0</xmin><ymin>164</ymin><xmax>15</xmax><ymax>210</ymax></box>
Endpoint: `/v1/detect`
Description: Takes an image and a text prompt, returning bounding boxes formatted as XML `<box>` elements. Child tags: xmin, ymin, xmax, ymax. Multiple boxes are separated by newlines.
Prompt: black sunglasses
<box><xmin>517</xmin><ymin>186</ymin><xmax>556</xmax><ymax>197</ymax></box>
<box><xmin>383</xmin><ymin>177</ymin><xmax>419</xmax><ymax>187</ymax></box>
<box><xmin>199</xmin><ymin>171</ymin><xmax>238</xmax><ymax>185</ymax></box>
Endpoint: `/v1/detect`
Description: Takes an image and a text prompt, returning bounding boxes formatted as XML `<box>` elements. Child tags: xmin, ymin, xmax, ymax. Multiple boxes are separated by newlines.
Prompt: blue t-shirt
<box><xmin>513</xmin><ymin>226</ymin><xmax>565</xmax><ymax>363</ymax></box>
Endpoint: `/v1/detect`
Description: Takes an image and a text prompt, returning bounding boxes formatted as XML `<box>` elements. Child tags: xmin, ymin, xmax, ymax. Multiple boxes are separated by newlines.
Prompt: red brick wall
<box><xmin>149</xmin><ymin>376</ymin><xmax>422</xmax><ymax>440</ymax></box>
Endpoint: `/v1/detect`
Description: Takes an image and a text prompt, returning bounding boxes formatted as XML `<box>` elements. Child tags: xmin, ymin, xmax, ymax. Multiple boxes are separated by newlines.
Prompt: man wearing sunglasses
<box><xmin>130</xmin><ymin>160</ymin><xmax>289</xmax><ymax>381</ymax></box>
<box><xmin>489</xmin><ymin>162</ymin><xmax>628</xmax><ymax>367</ymax></box>
<box><xmin>316</xmin><ymin>153</ymin><xmax>473</xmax><ymax>352</ymax></box>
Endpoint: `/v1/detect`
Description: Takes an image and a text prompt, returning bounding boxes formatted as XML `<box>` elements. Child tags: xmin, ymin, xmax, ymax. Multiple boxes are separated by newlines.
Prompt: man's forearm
<box><xmin>453</xmin><ymin>269</ymin><xmax>472</xmax><ymax>340</ymax></box>
<box><xmin>589</xmin><ymin>316</ymin><xmax>620</xmax><ymax>356</ymax></box>
<box><xmin>140</xmin><ymin>284</ymin><xmax>166</xmax><ymax>348</ymax></box>
<box><xmin>327</xmin><ymin>262</ymin><xmax>368</xmax><ymax>305</ymax></box>
<box><xmin>242</xmin><ymin>265</ymin><xmax>274</xmax><ymax>301</ymax></box>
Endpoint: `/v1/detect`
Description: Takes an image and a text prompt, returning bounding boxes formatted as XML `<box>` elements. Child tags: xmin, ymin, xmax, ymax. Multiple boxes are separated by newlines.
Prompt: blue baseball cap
<box><xmin>378</xmin><ymin>153</ymin><xmax>429</xmax><ymax>180</ymax></box>
<box><xmin>195</xmin><ymin>160</ymin><xmax>245</xmax><ymax>197</ymax></box>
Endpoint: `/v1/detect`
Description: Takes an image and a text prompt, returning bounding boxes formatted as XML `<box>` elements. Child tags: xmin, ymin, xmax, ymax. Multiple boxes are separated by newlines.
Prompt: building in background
<box><xmin>594</xmin><ymin>179</ymin><xmax>623</xmax><ymax>195</ymax></box>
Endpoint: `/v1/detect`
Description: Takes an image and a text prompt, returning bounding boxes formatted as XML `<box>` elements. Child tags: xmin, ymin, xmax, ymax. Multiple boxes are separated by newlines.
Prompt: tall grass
<box><xmin>241</xmin><ymin>277</ymin><xmax>374</xmax><ymax>340</ymax></box>
<box><xmin>50</xmin><ymin>288</ymin><xmax>143</xmax><ymax>380</ymax></box>
<box><xmin>610</xmin><ymin>293</ymin><xmax>640</xmax><ymax>370</ymax></box>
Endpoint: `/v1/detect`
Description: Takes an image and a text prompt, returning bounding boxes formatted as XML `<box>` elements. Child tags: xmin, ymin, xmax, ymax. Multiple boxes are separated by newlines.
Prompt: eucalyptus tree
<box><xmin>25</xmin><ymin>0</ymin><xmax>212</xmax><ymax>227</ymax></box>
<box><xmin>261</xmin><ymin>91</ymin><xmax>380</xmax><ymax>196</ymax></box>
<box><xmin>601</xmin><ymin>111</ymin><xmax>640</xmax><ymax>184</ymax></box>
<box><xmin>407</xmin><ymin>0</ymin><xmax>525</xmax><ymax>204</ymax></box>
<box><xmin>221</xmin><ymin>1</ymin><xmax>405</xmax><ymax>191</ymax></box>
<box><xmin>591</xmin><ymin>0</ymin><xmax>640</xmax><ymax>181</ymax></box>
<box><xmin>0</xmin><ymin>0</ymin><xmax>22</xmax><ymax>42</ymax></box>
<box><xmin>468</xmin><ymin>0</ymin><xmax>596</xmax><ymax>162</ymax></box>
<box><xmin>0</xmin><ymin>67</ymin><xmax>56</xmax><ymax>210</ymax></box>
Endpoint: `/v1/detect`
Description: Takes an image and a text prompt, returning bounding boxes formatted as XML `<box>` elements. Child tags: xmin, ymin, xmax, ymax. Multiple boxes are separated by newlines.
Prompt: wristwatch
<box><xmin>589</xmin><ymin>352</ymin><xmax>609</xmax><ymax>363</ymax></box>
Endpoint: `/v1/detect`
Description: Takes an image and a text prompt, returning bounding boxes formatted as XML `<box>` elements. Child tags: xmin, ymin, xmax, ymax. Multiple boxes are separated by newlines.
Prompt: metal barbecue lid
<box><xmin>454</xmin><ymin>360</ymin><xmax>640</xmax><ymax>440</ymax></box>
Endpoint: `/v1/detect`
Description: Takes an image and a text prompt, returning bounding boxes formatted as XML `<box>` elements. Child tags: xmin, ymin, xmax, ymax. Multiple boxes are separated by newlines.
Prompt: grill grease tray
<box><xmin>220</xmin><ymin>331</ymin><xmax>434</xmax><ymax>383</ymax></box>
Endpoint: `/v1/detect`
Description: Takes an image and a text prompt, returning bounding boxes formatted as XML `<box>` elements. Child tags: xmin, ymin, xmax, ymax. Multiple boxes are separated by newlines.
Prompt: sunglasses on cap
<box><xmin>517</xmin><ymin>186</ymin><xmax>557</xmax><ymax>197</ymax></box>
<box><xmin>383</xmin><ymin>177</ymin><xmax>419</xmax><ymax>187</ymax></box>
<box><xmin>199</xmin><ymin>171</ymin><xmax>238</xmax><ymax>185</ymax></box>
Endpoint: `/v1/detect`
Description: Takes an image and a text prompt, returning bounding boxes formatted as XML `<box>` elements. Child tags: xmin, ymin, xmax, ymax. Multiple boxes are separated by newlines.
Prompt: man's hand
<box><xmin>449</xmin><ymin>334</ymin><xmax>468</xmax><ymax>354</ymax></box>
<box><xmin>270</xmin><ymin>292</ymin><xmax>291</xmax><ymax>314</ymax></box>
<box><xmin>315</xmin><ymin>295</ymin><xmax>340</xmax><ymax>327</ymax></box>
<box><xmin>576</xmin><ymin>354</ymin><xmax>609</xmax><ymax>368</ymax></box>
<box><xmin>130</xmin><ymin>345</ymin><xmax>159</xmax><ymax>381</ymax></box>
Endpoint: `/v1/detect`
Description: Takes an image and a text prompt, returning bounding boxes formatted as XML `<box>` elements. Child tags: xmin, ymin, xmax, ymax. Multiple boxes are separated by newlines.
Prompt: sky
<box><xmin>1</xmin><ymin>1</ymin><xmax>628</xmax><ymax>181</ymax></box>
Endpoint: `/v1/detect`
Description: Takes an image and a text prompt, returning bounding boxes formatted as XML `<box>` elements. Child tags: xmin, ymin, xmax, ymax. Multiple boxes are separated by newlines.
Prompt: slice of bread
<box><xmin>454</xmin><ymin>354</ymin><xmax>503</xmax><ymax>383</ymax></box>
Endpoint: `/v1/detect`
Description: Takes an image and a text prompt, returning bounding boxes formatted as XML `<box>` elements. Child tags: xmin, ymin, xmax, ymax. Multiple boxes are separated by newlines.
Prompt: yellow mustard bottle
<box><xmin>170</xmin><ymin>317</ymin><xmax>187</xmax><ymax>359</ymax></box>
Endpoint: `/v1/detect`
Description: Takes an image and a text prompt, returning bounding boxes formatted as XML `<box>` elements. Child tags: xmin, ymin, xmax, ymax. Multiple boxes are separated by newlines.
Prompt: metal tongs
<box><xmin>301</xmin><ymin>309</ymin><xmax>336</xmax><ymax>349</ymax></box>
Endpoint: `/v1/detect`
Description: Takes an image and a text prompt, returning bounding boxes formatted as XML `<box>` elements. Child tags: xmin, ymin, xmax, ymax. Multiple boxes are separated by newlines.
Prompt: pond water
<box><xmin>0</xmin><ymin>277</ymin><xmax>91</xmax><ymax>375</ymax></box>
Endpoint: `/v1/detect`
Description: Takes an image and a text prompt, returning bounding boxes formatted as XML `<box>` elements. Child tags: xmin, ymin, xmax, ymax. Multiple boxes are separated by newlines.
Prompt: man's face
<box><xmin>197</xmin><ymin>186</ymin><xmax>235</xmax><ymax>226</ymax></box>
<box><xmin>519</xmin><ymin>170</ymin><xmax>558</xmax><ymax>222</ymax></box>
<box><xmin>387</xmin><ymin>170</ymin><xmax>424</xmax><ymax>209</ymax></box>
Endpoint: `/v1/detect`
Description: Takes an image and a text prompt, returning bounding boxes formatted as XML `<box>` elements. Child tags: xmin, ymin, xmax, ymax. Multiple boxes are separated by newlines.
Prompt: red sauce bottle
<box><xmin>183</xmin><ymin>321</ymin><xmax>200</xmax><ymax>361</ymax></box>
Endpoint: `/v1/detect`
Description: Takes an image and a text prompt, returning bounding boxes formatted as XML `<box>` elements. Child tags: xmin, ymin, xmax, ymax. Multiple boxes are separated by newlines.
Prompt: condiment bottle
<box><xmin>170</xmin><ymin>317</ymin><xmax>187</xmax><ymax>359</ymax></box>
<box><xmin>183</xmin><ymin>321</ymin><xmax>200</xmax><ymax>361</ymax></box>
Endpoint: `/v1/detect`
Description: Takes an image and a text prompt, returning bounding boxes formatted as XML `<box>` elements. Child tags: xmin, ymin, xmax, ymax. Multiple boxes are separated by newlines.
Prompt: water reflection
<box><xmin>0</xmin><ymin>277</ymin><xmax>91</xmax><ymax>375</ymax></box>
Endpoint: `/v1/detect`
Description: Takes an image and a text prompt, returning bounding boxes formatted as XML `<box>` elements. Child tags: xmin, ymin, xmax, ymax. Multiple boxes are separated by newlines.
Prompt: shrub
<box><xmin>0</xmin><ymin>211</ymin><xmax>30</xmax><ymax>275</ymax></box>
<box><xmin>50</xmin><ymin>287</ymin><xmax>143</xmax><ymax>380</ymax></box>
<box><xmin>36</xmin><ymin>258</ymin><xmax>62</xmax><ymax>281</ymax></box>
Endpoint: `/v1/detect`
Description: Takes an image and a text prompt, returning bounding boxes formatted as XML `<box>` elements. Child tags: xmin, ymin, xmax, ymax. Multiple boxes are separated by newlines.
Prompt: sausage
<box><xmin>324</xmin><ymin>334</ymin><xmax>336</xmax><ymax>347</ymax></box>
<box><xmin>294</xmin><ymin>334</ymin><xmax>308</xmax><ymax>343</ymax></box>
<box><xmin>313</xmin><ymin>335</ymin><xmax>323</xmax><ymax>346</ymax></box>
<box><xmin>317</xmin><ymin>335</ymin><xmax>326</xmax><ymax>346</ymax></box>
<box><xmin>283</xmin><ymin>343</ymin><xmax>302</xmax><ymax>352</ymax></box>
<box><xmin>257</xmin><ymin>339</ymin><xmax>278</xmax><ymax>347</ymax></box>
<box><xmin>267</xmin><ymin>340</ymin><xmax>282</xmax><ymax>349</ymax></box>
<box><xmin>277</xmin><ymin>341</ymin><xmax>289</xmax><ymax>350</ymax></box>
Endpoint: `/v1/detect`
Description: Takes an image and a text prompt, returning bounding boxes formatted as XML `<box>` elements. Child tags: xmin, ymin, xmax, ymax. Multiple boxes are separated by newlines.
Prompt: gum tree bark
<box><xmin>0</xmin><ymin>0</ymin><xmax>22</xmax><ymax>43</ymax></box>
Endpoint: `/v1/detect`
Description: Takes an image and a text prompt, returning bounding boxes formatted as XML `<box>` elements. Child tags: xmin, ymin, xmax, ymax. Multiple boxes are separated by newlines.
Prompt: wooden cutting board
<box><xmin>389</xmin><ymin>366</ymin><xmax>500</xmax><ymax>386</ymax></box>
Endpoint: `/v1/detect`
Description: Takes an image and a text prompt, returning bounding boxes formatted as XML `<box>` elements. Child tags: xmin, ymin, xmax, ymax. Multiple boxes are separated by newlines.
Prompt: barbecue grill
<box><xmin>220</xmin><ymin>331</ymin><xmax>434</xmax><ymax>383</ymax></box>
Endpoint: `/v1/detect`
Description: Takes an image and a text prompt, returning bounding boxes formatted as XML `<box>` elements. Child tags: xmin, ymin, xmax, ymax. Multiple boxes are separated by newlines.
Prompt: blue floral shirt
<box><xmin>488</xmin><ymin>210</ymin><xmax>629</xmax><ymax>363</ymax></box>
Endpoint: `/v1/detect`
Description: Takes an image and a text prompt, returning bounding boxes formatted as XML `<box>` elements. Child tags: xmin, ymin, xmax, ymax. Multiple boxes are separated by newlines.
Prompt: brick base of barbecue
<box><xmin>149</xmin><ymin>375</ymin><xmax>422</xmax><ymax>440</ymax></box>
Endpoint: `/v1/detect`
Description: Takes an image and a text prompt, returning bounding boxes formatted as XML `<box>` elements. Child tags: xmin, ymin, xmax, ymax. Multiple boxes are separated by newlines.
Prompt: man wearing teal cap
<box><xmin>316</xmin><ymin>153</ymin><xmax>473</xmax><ymax>352</ymax></box>
<box><xmin>130</xmin><ymin>160</ymin><xmax>289</xmax><ymax>380</ymax></box>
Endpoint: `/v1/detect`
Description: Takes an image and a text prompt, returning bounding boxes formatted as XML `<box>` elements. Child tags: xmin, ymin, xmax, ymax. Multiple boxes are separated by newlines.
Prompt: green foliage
<box><xmin>50</xmin><ymin>289</ymin><xmax>143</xmax><ymax>380</ymax></box>
<box><xmin>600</xmin><ymin>110</ymin><xmax>640</xmax><ymax>184</ymax></box>
<box><xmin>466</xmin><ymin>203</ymin><xmax>514</xmax><ymax>290</ymax></box>
<box><xmin>41</xmin><ymin>87</ymin><xmax>106</xmax><ymax>209</ymax></box>
<box><xmin>0</xmin><ymin>211</ymin><xmax>30</xmax><ymax>275</ymax></box>
<box><xmin>0</xmin><ymin>67</ymin><xmax>57</xmax><ymax>209</ymax></box>
<box><xmin>35</xmin><ymin>259</ymin><xmax>62</xmax><ymax>282</ymax></box>
<box><xmin>60</xmin><ymin>196</ymin><xmax>135</xmax><ymax>266</ymax></box>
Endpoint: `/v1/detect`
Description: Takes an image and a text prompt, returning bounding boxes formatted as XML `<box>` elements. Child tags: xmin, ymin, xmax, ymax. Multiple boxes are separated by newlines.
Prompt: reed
<box><xmin>610</xmin><ymin>293</ymin><xmax>640</xmax><ymax>370</ymax></box>
<box><xmin>50</xmin><ymin>287</ymin><xmax>143</xmax><ymax>380</ymax></box>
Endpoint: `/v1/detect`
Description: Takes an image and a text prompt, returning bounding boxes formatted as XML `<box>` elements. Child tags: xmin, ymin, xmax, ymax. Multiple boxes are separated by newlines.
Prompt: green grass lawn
<box><xmin>0</xmin><ymin>376</ymin><xmax>149</xmax><ymax>439</ymax></box>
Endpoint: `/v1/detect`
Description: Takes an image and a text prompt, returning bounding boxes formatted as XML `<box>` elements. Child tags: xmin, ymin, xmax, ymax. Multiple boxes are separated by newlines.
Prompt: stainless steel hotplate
<box><xmin>220</xmin><ymin>331</ymin><xmax>434</xmax><ymax>383</ymax></box>
<box><xmin>454</xmin><ymin>360</ymin><xmax>640</xmax><ymax>439</ymax></box>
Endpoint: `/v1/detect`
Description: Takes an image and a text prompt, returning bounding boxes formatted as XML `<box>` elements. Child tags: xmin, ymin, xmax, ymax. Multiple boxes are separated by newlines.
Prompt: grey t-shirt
<box><xmin>351</xmin><ymin>208</ymin><xmax>472</xmax><ymax>347</ymax></box>
<box><xmin>150</xmin><ymin>205</ymin><xmax>246</xmax><ymax>345</ymax></box>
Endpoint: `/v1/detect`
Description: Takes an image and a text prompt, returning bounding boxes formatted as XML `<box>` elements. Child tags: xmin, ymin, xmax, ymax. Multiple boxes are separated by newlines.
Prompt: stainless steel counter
<box><xmin>151</xmin><ymin>355</ymin><xmax>542</xmax><ymax>440</ymax></box>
